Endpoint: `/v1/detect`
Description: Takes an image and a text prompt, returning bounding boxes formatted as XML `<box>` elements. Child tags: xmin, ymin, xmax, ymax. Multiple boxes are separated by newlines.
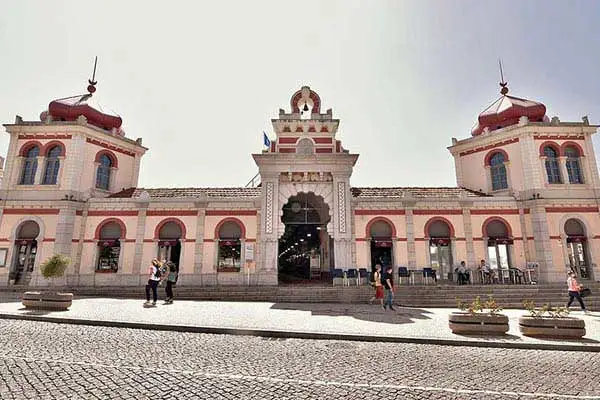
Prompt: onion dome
<box><xmin>471</xmin><ymin>82</ymin><xmax>546</xmax><ymax>136</ymax></box>
<box><xmin>40</xmin><ymin>58</ymin><xmax>124</xmax><ymax>135</ymax></box>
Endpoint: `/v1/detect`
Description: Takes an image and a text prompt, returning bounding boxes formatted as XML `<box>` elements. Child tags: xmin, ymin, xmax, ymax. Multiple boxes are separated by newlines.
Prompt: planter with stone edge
<box><xmin>449</xmin><ymin>312</ymin><xmax>509</xmax><ymax>335</ymax></box>
<box><xmin>518</xmin><ymin>316</ymin><xmax>585</xmax><ymax>338</ymax></box>
<box><xmin>21</xmin><ymin>254</ymin><xmax>73</xmax><ymax>311</ymax></box>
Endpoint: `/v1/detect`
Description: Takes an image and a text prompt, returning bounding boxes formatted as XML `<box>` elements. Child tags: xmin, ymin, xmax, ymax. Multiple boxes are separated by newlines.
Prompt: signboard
<box><xmin>244</xmin><ymin>242</ymin><xmax>254</xmax><ymax>261</ymax></box>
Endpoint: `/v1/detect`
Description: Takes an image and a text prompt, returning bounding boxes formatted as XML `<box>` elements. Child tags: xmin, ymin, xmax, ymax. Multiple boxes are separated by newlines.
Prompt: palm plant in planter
<box><xmin>518</xmin><ymin>300</ymin><xmax>585</xmax><ymax>338</ymax></box>
<box><xmin>22</xmin><ymin>254</ymin><xmax>73</xmax><ymax>311</ymax></box>
<box><xmin>449</xmin><ymin>295</ymin><xmax>509</xmax><ymax>335</ymax></box>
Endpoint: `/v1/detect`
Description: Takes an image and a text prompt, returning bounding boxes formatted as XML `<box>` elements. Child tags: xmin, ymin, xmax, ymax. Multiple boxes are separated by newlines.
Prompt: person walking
<box><xmin>164</xmin><ymin>261</ymin><xmax>178</xmax><ymax>304</ymax></box>
<box><xmin>368</xmin><ymin>264</ymin><xmax>384</xmax><ymax>306</ymax></box>
<box><xmin>566</xmin><ymin>271</ymin><xmax>589</xmax><ymax>313</ymax></box>
<box><xmin>144</xmin><ymin>259</ymin><xmax>162</xmax><ymax>307</ymax></box>
<box><xmin>382</xmin><ymin>265</ymin><xmax>395</xmax><ymax>311</ymax></box>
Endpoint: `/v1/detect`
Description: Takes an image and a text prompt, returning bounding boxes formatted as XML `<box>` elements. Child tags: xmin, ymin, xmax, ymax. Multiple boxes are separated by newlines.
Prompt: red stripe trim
<box><xmin>71</xmin><ymin>239</ymin><xmax>79</xmax><ymax>243</ymax></box>
<box><xmin>545</xmin><ymin>207</ymin><xmax>599</xmax><ymax>213</ymax></box>
<box><xmin>526</xmin><ymin>236</ymin><xmax>535</xmax><ymax>240</ymax></box>
<box><xmin>184</xmin><ymin>239</ymin><xmax>196</xmax><ymax>242</ymax></box>
<box><xmin>459</xmin><ymin>138</ymin><xmax>519</xmax><ymax>157</ymax></box>
<box><xmin>3</xmin><ymin>208</ymin><xmax>60</xmax><ymax>215</ymax></box>
<box><xmin>146</xmin><ymin>210</ymin><xmax>198</xmax><ymax>216</ymax></box>
<box><xmin>396</xmin><ymin>238</ymin><xmax>407</xmax><ymax>242</ymax></box>
<box><xmin>549</xmin><ymin>235</ymin><xmax>561</xmax><ymax>240</ymax></box>
<box><xmin>593</xmin><ymin>235</ymin><xmax>600</xmax><ymax>239</ymax></box>
<box><xmin>86</xmin><ymin>137</ymin><xmax>136</xmax><ymax>157</ymax></box>
<box><xmin>413</xmin><ymin>209</ymin><xmax>462</xmax><ymax>215</ymax></box>
<box><xmin>278</xmin><ymin>137</ymin><xmax>297</xmax><ymax>144</ymax></box>
<box><xmin>315</xmin><ymin>148</ymin><xmax>333</xmax><ymax>153</ymax></box>
<box><xmin>356</xmin><ymin>238</ymin><xmax>368</xmax><ymax>242</ymax></box>
<box><xmin>18</xmin><ymin>134</ymin><xmax>72</xmax><ymax>140</ymax></box>
<box><xmin>313</xmin><ymin>137</ymin><xmax>333</xmax><ymax>144</ymax></box>
<box><xmin>83</xmin><ymin>239</ymin><xmax>95</xmax><ymax>243</ymax></box>
<box><xmin>87</xmin><ymin>211</ymin><xmax>138</xmax><ymax>216</ymax></box>
<box><xmin>42</xmin><ymin>238</ymin><xmax>55</xmax><ymax>242</ymax></box>
<box><xmin>205</xmin><ymin>210</ymin><xmax>257</xmax><ymax>216</ymax></box>
<box><xmin>279</xmin><ymin>148</ymin><xmax>295</xmax><ymax>153</ymax></box>
<box><xmin>123</xmin><ymin>239</ymin><xmax>136</xmax><ymax>243</ymax></box>
<box><xmin>534</xmin><ymin>135</ymin><xmax>585</xmax><ymax>141</ymax></box>
<box><xmin>245</xmin><ymin>238</ymin><xmax>256</xmax><ymax>242</ymax></box>
<box><xmin>143</xmin><ymin>239</ymin><xmax>155</xmax><ymax>243</ymax></box>
<box><xmin>455</xmin><ymin>237</ymin><xmax>466</xmax><ymax>241</ymax></box>
<box><xmin>76</xmin><ymin>210</ymin><xmax>83</xmax><ymax>216</ymax></box>
<box><xmin>473</xmin><ymin>237</ymin><xmax>484</xmax><ymax>241</ymax></box>
<box><xmin>204</xmin><ymin>239</ymin><xmax>215</xmax><ymax>242</ymax></box>
<box><xmin>470</xmin><ymin>209</ymin><xmax>520</xmax><ymax>215</ymax></box>
<box><xmin>355</xmin><ymin>210</ymin><xmax>406</xmax><ymax>215</ymax></box>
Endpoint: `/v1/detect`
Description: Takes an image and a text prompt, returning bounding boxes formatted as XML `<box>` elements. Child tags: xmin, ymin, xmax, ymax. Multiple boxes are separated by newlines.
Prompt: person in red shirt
<box><xmin>566</xmin><ymin>271</ymin><xmax>588</xmax><ymax>313</ymax></box>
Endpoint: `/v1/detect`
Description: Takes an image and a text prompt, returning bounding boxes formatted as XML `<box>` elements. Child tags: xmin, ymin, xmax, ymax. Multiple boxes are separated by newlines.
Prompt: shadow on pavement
<box><xmin>271</xmin><ymin>303</ymin><xmax>433</xmax><ymax>324</ymax></box>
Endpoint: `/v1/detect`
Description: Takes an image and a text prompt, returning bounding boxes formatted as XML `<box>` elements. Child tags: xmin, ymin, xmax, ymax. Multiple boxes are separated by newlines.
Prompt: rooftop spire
<box><xmin>498</xmin><ymin>58</ymin><xmax>508</xmax><ymax>95</ymax></box>
<box><xmin>87</xmin><ymin>56</ymin><xmax>98</xmax><ymax>94</ymax></box>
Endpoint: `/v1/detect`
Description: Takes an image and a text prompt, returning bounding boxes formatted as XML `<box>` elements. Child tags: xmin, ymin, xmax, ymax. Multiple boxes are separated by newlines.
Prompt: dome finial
<box><xmin>87</xmin><ymin>56</ymin><xmax>98</xmax><ymax>94</ymax></box>
<box><xmin>498</xmin><ymin>58</ymin><xmax>508</xmax><ymax>95</ymax></box>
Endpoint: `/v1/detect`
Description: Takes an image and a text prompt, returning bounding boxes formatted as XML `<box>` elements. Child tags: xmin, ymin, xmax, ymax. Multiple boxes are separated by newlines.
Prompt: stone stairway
<box><xmin>3</xmin><ymin>282</ymin><xmax>597</xmax><ymax>309</ymax></box>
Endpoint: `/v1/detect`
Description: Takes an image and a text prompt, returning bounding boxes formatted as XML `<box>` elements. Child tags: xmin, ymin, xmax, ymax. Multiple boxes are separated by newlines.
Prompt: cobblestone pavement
<box><xmin>0</xmin><ymin>320</ymin><xmax>598</xmax><ymax>400</ymax></box>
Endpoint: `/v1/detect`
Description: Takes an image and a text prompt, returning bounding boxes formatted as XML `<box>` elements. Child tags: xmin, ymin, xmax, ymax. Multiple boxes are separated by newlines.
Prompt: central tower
<box><xmin>253</xmin><ymin>86</ymin><xmax>358</xmax><ymax>283</ymax></box>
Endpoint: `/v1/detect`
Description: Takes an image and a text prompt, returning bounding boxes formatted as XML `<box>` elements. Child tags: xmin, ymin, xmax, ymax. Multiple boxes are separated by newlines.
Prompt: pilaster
<box><xmin>461</xmin><ymin>207</ymin><xmax>475</xmax><ymax>267</ymax></box>
<box><xmin>405</xmin><ymin>206</ymin><xmax>416</xmax><ymax>269</ymax></box>
<box><xmin>132</xmin><ymin>203</ymin><xmax>148</xmax><ymax>277</ymax></box>
<box><xmin>530</xmin><ymin>205</ymin><xmax>554</xmax><ymax>283</ymax></box>
<box><xmin>194</xmin><ymin>206</ymin><xmax>206</xmax><ymax>275</ymax></box>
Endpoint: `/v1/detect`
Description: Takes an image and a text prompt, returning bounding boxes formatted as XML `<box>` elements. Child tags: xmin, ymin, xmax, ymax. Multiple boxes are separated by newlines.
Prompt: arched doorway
<box><xmin>427</xmin><ymin>219</ymin><xmax>453</xmax><ymax>281</ymax></box>
<box><xmin>157</xmin><ymin>221</ymin><xmax>183</xmax><ymax>271</ymax></box>
<box><xmin>485</xmin><ymin>218</ymin><xmax>513</xmax><ymax>278</ymax></box>
<box><xmin>564</xmin><ymin>218</ymin><xmax>589</xmax><ymax>278</ymax></box>
<box><xmin>12</xmin><ymin>221</ymin><xmax>40</xmax><ymax>285</ymax></box>
<box><xmin>369</xmin><ymin>220</ymin><xmax>394</xmax><ymax>269</ymax></box>
<box><xmin>278</xmin><ymin>192</ymin><xmax>331</xmax><ymax>283</ymax></box>
<box><xmin>217</xmin><ymin>220</ymin><xmax>243</xmax><ymax>272</ymax></box>
<box><xmin>96</xmin><ymin>221</ymin><xmax>123</xmax><ymax>272</ymax></box>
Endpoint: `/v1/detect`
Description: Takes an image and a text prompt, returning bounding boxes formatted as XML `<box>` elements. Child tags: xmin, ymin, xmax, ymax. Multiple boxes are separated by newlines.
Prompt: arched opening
<box><xmin>157</xmin><ymin>221</ymin><xmax>183</xmax><ymax>271</ymax></box>
<box><xmin>217</xmin><ymin>220</ymin><xmax>243</xmax><ymax>272</ymax></box>
<box><xmin>485</xmin><ymin>219</ymin><xmax>513</xmax><ymax>278</ymax></box>
<box><xmin>278</xmin><ymin>192</ymin><xmax>331</xmax><ymax>283</ymax></box>
<box><xmin>564</xmin><ymin>146</ymin><xmax>584</xmax><ymax>184</ymax></box>
<box><xmin>20</xmin><ymin>145</ymin><xmax>40</xmax><ymax>185</ymax></box>
<box><xmin>427</xmin><ymin>219</ymin><xmax>453</xmax><ymax>281</ymax></box>
<box><xmin>96</xmin><ymin>221</ymin><xmax>123</xmax><ymax>272</ymax></box>
<box><xmin>564</xmin><ymin>218</ymin><xmax>589</xmax><ymax>278</ymax></box>
<box><xmin>543</xmin><ymin>146</ymin><xmax>562</xmax><ymax>184</ymax></box>
<box><xmin>369</xmin><ymin>220</ymin><xmax>394</xmax><ymax>273</ymax></box>
<box><xmin>12</xmin><ymin>221</ymin><xmax>40</xmax><ymax>285</ymax></box>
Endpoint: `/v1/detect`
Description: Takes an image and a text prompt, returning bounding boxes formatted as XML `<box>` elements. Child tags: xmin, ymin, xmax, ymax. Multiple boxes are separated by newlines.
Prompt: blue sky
<box><xmin>0</xmin><ymin>1</ymin><xmax>598</xmax><ymax>188</ymax></box>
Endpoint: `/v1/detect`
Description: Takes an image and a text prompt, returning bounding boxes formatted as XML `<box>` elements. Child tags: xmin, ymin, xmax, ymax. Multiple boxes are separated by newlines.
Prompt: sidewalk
<box><xmin>0</xmin><ymin>296</ymin><xmax>598</xmax><ymax>352</ymax></box>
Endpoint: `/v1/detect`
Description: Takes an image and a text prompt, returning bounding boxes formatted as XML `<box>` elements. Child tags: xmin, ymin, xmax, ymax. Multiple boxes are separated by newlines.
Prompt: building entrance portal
<box><xmin>278</xmin><ymin>192</ymin><xmax>332</xmax><ymax>283</ymax></box>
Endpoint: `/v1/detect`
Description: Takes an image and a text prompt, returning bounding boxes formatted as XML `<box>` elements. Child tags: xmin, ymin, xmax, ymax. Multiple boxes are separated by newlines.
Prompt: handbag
<box><xmin>580</xmin><ymin>288</ymin><xmax>592</xmax><ymax>298</ymax></box>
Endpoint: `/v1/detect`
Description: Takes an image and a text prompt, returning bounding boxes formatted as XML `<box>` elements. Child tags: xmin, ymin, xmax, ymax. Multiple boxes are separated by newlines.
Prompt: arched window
<box><xmin>96</xmin><ymin>221</ymin><xmax>122</xmax><ymax>272</ymax></box>
<box><xmin>96</xmin><ymin>154</ymin><xmax>112</xmax><ymax>190</ymax></box>
<box><xmin>42</xmin><ymin>146</ymin><xmax>62</xmax><ymax>185</ymax></box>
<box><xmin>543</xmin><ymin>146</ymin><xmax>561</xmax><ymax>184</ymax></box>
<box><xmin>369</xmin><ymin>220</ymin><xmax>394</xmax><ymax>268</ymax></box>
<box><xmin>427</xmin><ymin>219</ymin><xmax>453</xmax><ymax>280</ymax></box>
<box><xmin>484</xmin><ymin>219</ymin><xmax>512</xmax><ymax>273</ymax></box>
<box><xmin>20</xmin><ymin>146</ymin><xmax>40</xmax><ymax>185</ymax></box>
<box><xmin>489</xmin><ymin>152</ymin><xmax>508</xmax><ymax>191</ymax></box>
<box><xmin>565</xmin><ymin>146</ymin><xmax>584</xmax><ymax>184</ymax></box>
<box><xmin>217</xmin><ymin>220</ymin><xmax>243</xmax><ymax>272</ymax></box>
<box><xmin>564</xmin><ymin>218</ymin><xmax>589</xmax><ymax>278</ymax></box>
<box><xmin>157</xmin><ymin>221</ymin><xmax>183</xmax><ymax>269</ymax></box>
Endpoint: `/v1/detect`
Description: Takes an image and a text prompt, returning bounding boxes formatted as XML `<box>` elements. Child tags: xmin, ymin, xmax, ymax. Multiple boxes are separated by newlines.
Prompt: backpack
<box><xmin>154</xmin><ymin>265</ymin><xmax>162</xmax><ymax>279</ymax></box>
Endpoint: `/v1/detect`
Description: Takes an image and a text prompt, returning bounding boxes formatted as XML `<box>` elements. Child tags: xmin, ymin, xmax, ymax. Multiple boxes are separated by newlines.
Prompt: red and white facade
<box><xmin>0</xmin><ymin>82</ymin><xmax>598</xmax><ymax>287</ymax></box>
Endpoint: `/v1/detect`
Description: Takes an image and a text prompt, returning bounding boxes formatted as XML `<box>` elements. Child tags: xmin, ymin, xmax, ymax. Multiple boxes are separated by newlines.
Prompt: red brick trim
<box><xmin>484</xmin><ymin>148</ymin><xmax>510</xmax><ymax>166</ymax></box>
<box><xmin>146</xmin><ymin>210</ymin><xmax>198</xmax><ymax>216</ymax></box>
<box><xmin>415</xmin><ymin>238</ymin><xmax>428</xmax><ymax>241</ymax></box>
<box><xmin>355</xmin><ymin>238</ymin><xmax>368</xmax><ymax>242</ymax></box>
<box><xmin>413</xmin><ymin>209</ymin><xmax>462</xmax><ymax>215</ymax></box>
<box><xmin>538</xmin><ymin>141</ymin><xmax>560</xmax><ymax>157</ymax></box>
<box><xmin>18</xmin><ymin>141</ymin><xmax>43</xmax><ymax>156</ymax></box>
<box><xmin>278</xmin><ymin>137</ymin><xmax>298</xmax><ymax>144</ymax></box>
<box><xmin>94</xmin><ymin>149</ymin><xmax>119</xmax><ymax>168</ymax></box>
<box><xmin>593</xmin><ymin>235</ymin><xmax>600</xmax><ymax>239</ymax></box>
<box><xmin>315</xmin><ymin>148</ymin><xmax>333</xmax><ymax>153</ymax></box>
<box><xmin>482</xmin><ymin>216</ymin><xmax>513</xmax><ymax>238</ymax></box>
<box><xmin>154</xmin><ymin>217</ymin><xmax>187</xmax><ymax>240</ymax></box>
<box><xmin>245</xmin><ymin>238</ymin><xmax>256</xmax><ymax>242</ymax></box>
<box><xmin>41</xmin><ymin>141</ymin><xmax>66</xmax><ymax>157</ymax></box>
<box><xmin>143</xmin><ymin>239</ymin><xmax>155</xmax><ymax>243</ymax></box>
<box><xmin>42</xmin><ymin>238</ymin><xmax>55</xmax><ymax>242</ymax></box>
<box><xmin>459</xmin><ymin>138</ymin><xmax>519</xmax><ymax>157</ymax></box>
<box><xmin>473</xmin><ymin>237</ymin><xmax>485</xmax><ymax>241</ymax></box>
<box><xmin>396</xmin><ymin>238</ymin><xmax>407</xmax><ymax>242</ymax></box>
<box><xmin>355</xmin><ymin>210</ymin><xmax>405</xmax><ymax>215</ymax></box>
<box><xmin>455</xmin><ymin>237</ymin><xmax>466</xmax><ymax>241</ymax></box>
<box><xmin>18</xmin><ymin>134</ymin><xmax>72</xmax><ymax>140</ymax></box>
<box><xmin>123</xmin><ymin>239</ymin><xmax>136</xmax><ymax>243</ymax></box>
<box><xmin>559</xmin><ymin>141</ymin><xmax>585</xmax><ymax>156</ymax></box>
<box><xmin>534</xmin><ymin>135</ymin><xmax>585</xmax><ymax>141</ymax></box>
<box><xmin>214</xmin><ymin>217</ymin><xmax>246</xmax><ymax>240</ymax></box>
<box><xmin>71</xmin><ymin>239</ymin><xmax>79</xmax><ymax>243</ymax></box>
<box><xmin>83</xmin><ymin>239</ymin><xmax>95</xmax><ymax>243</ymax></box>
<box><xmin>76</xmin><ymin>210</ymin><xmax>83</xmax><ymax>216</ymax></box>
<box><xmin>545</xmin><ymin>207</ymin><xmax>598</xmax><ymax>213</ymax></box>
<box><xmin>470</xmin><ymin>209</ymin><xmax>520</xmax><ymax>215</ymax></box>
<box><xmin>3</xmin><ymin>208</ymin><xmax>60</xmax><ymax>215</ymax></box>
<box><xmin>94</xmin><ymin>218</ymin><xmax>127</xmax><ymax>240</ymax></box>
<box><xmin>203</xmin><ymin>239</ymin><xmax>215</xmax><ymax>242</ymax></box>
<box><xmin>206</xmin><ymin>210</ymin><xmax>257</xmax><ymax>216</ymax></box>
<box><xmin>365</xmin><ymin>216</ymin><xmax>397</xmax><ymax>238</ymax></box>
<box><xmin>88</xmin><ymin>211</ymin><xmax>138</xmax><ymax>216</ymax></box>
<box><xmin>549</xmin><ymin>235</ymin><xmax>561</xmax><ymax>240</ymax></box>
<box><xmin>424</xmin><ymin>216</ymin><xmax>456</xmax><ymax>237</ymax></box>
<box><xmin>184</xmin><ymin>239</ymin><xmax>196</xmax><ymax>242</ymax></box>
<box><xmin>87</xmin><ymin>137</ymin><xmax>135</xmax><ymax>158</ymax></box>
<box><xmin>313</xmin><ymin>137</ymin><xmax>333</xmax><ymax>144</ymax></box>
<box><xmin>279</xmin><ymin>148</ymin><xmax>296</xmax><ymax>153</ymax></box>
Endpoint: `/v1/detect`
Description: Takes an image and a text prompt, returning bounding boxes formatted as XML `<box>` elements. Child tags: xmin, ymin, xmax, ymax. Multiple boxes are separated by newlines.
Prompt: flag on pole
<box><xmin>263</xmin><ymin>131</ymin><xmax>271</xmax><ymax>148</ymax></box>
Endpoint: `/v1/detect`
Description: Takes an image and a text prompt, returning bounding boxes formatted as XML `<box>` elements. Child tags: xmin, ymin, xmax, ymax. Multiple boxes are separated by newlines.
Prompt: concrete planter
<box><xmin>22</xmin><ymin>291</ymin><xmax>73</xmax><ymax>311</ymax></box>
<box><xmin>449</xmin><ymin>312</ymin><xmax>509</xmax><ymax>335</ymax></box>
<box><xmin>518</xmin><ymin>316</ymin><xmax>585</xmax><ymax>338</ymax></box>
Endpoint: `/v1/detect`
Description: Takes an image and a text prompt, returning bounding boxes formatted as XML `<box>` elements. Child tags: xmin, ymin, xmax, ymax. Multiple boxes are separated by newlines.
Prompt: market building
<box><xmin>0</xmin><ymin>77</ymin><xmax>599</xmax><ymax>287</ymax></box>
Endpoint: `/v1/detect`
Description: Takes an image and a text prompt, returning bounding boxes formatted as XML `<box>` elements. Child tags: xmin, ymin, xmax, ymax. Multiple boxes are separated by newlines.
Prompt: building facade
<box><xmin>0</xmin><ymin>81</ymin><xmax>599</xmax><ymax>287</ymax></box>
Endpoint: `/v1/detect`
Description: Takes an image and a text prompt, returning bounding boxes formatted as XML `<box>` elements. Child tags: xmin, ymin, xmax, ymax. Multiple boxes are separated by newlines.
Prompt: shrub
<box><xmin>523</xmin><ymin>299</ymin><xmax>569</xmax><ymax>318</ymax></box>
<box><xmin>40</xmin><ymin>254</ymin><xmax>71</xmax><ymax>279</ymax></box>
<box><xmin>456</xmin><ymin>295</ymin><xmax>503</xmax><ymax>315</ymax></box>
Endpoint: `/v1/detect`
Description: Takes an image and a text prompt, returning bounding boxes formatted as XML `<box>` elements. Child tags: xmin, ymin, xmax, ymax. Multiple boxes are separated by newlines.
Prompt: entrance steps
<box><xmin>3</xmin><ymin>283</ymin><xmax>597</xmax><ymax>309</ymax></box>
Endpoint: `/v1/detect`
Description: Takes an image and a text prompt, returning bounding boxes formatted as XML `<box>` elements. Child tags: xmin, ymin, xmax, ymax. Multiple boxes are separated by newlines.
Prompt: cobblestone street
<box><xmin>0</xmin><ymin>320</ymin><xmax>598</xmax><ymax>399</ymax></box>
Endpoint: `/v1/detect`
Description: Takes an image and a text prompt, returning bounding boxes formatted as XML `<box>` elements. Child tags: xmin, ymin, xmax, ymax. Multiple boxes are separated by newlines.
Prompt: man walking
<box><xmin>382</xmin><ymin>265</ymin><xmax>395</xmax><ymax>311</ymax></box>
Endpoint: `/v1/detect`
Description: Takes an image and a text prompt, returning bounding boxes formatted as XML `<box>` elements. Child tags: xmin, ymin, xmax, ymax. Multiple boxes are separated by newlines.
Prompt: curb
<box><xmin>1</xmin><ymin>312</ymin><xmax>599</xmax><ymax>353</ymax></box>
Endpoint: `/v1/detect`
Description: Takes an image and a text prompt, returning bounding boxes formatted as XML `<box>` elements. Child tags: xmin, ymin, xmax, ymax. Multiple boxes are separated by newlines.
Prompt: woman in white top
<box><xmin>144</xmin><ymin>259</ymin><xmax>162</xmax><ymax>306</ymax></box>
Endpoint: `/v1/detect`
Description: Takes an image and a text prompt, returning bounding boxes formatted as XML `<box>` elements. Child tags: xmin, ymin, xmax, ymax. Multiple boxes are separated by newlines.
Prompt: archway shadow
<box><xmin>271</xmin><ymin>302</ymin><xmax>434</xmax><ymax>325</ymax></box>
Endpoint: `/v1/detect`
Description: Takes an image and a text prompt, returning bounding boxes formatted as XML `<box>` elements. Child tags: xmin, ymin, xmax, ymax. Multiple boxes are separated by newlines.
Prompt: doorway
<box><xmin>12</xmin><ymin>221</ymin><xmax>40</xmax><ymax>285</ymax></box>
<box><xmin>278</xmin><ymin>192</ymin><xmax>331</xmax><ymax>283</ymax></box>
<box><xmin>157</xmin><ymin>221</ymin><xmax>183</xmax><ymax>271</ymax></box>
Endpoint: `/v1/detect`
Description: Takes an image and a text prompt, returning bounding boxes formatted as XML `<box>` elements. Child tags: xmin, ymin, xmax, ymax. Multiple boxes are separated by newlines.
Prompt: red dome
<box><xmin>46</xmin><ymin>93</ymin><xmax>123</xmax><ymax>132</ymax></box>
<box><xmin>471</xmin><ymin>93</ymin><xmax>546</xmax><ymax>136</ymax></box>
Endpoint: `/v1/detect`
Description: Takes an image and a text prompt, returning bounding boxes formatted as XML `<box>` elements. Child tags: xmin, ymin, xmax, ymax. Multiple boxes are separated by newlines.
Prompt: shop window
<box><xmin>96</xmin><ymin>221</ymin><xmax>122</xmax><ymax>272</ymax></box>
<box><xmin>427</xmin><ymin>219</ymin><xmax>452</xmax><ymax>280</ymax></box>
<box><xmin>565</xmin><ymin>218</ymin><xmax>589</xmax><ymax>278</ymax></box>
<box><xmin>543</xmin><ymin>146</ymin><xmax>561</xmax><ymax>184</ymax></box>
<box><xmin>218</xmin><ymin>221</ymin><xmax>242</xmax><ymax>272</ymax></box>
<box><xmin>489</xmin><ymin>152</ymin><xmax>508</xmax><ymax>191</ymax></box>
<box><xmin>20</xmin><ymin>146</ymin><xmax>40</xmax><ymax>185</ymax></box>
<box><xmin>42</xmin><ymin>146</ymin><xmax>62</xmax><ymax>185</ymax></box>
<box><xmin>485</xmin><ymin>219</ymin><xmax>512</xmax><ymax>273</ymax></box>
<box><xmin>565</xmin><ymin>146</ymin><xmax>584</xmax><ymax>184</ymax></box>
<box><xmin>96</xmin><ymin>154</ymin><xmax>112</xmax><ymax>190</ymax></box>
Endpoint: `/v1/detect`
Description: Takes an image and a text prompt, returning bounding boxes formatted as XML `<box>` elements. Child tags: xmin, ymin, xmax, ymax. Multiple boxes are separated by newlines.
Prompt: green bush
<box><xmin>40</xmin><ymin>254</ymin><xmax>71</xmax><ymax>279</ymax></box>
<box><xmin>456</xmin><ymin>295</ymin><xmax>503</xmax><ymax>315</ymax></box>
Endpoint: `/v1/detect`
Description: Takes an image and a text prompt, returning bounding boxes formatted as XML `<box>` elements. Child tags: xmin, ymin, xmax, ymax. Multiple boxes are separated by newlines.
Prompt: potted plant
<box><xmin>518</xmin><ymin>300</ymin><xmax>585</xmax><ymax>338</ymax></box>
<box><xmin>22</xmin><ymin>254</ymin><xmax>73</xmax><ymax>311</ymax></box>
<box><xmin>449</xmin><ymin>295</ymin><xmax>509</xmax><ymax>335</ymax></box>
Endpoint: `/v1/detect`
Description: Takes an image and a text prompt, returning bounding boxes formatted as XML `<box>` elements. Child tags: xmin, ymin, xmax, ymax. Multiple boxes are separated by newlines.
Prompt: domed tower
<box><xmin>253</xmin><ymin>86</ymin><xmax>358</xmax><ymax>283</ymax></box>
<box><xmin>2</xmin><ymin>60</ymin><xmax>147</xmax><ymax>201</ymax></box>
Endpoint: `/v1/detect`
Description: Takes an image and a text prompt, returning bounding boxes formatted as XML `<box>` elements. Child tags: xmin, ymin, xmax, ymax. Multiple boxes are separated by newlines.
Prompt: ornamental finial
<box><xmin>499</xmin><ymin>58</ymin><xmax>508</xmax><ymax>95</ymax></box>
<box><xmin>87</xmin><ymin>56</ymin><xmax>98</xmax><ymax>94</ymax></box>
